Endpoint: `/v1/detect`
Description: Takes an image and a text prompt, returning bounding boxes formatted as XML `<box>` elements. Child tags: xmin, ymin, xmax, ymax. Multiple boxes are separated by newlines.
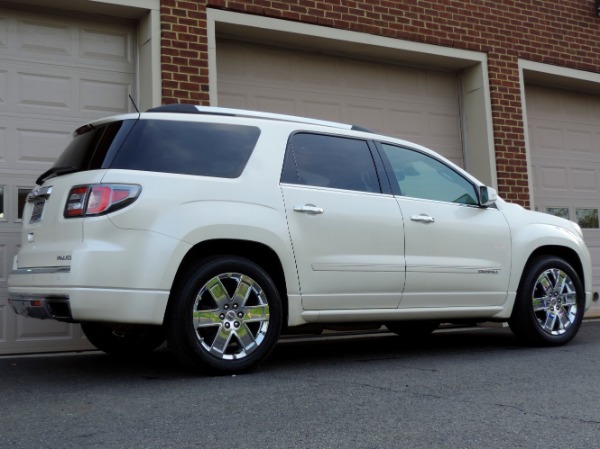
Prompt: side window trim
<box><xmin>373</xmin><ymin>141</ymin><xmax>402</xmax><ymax>196</ymax></box>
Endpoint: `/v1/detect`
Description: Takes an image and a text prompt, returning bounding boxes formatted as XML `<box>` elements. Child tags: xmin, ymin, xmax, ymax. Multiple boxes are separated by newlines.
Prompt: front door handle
<box><xmin>410</xmin><ymin>214</ymin><xmax>435</xmax><ymax>223</ymax></box>
<box><xmin>294</xmin><ymin>204</ymin><xmax>324</xmax><ymax>215</ymax></box>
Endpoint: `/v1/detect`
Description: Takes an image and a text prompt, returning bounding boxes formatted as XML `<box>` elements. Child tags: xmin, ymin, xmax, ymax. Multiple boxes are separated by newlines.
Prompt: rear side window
<box><xmin>54</xmin><ymin>121</ymin><xmax>129</xmax><ymax>171</ymax></box>
<box><xmin>281</xmin><ymin>133</ymin><xmax>380</xmax><ymax>193</ymax></box>
<box><xmin>111</xmin><ymin>120</ymin><xmax>261</xmax><ymax>178</ymax></box>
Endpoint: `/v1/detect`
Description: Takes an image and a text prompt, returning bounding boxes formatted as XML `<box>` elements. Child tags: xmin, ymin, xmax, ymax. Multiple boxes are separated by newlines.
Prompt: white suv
<box><xmin>8</xmin><ymin>105</ymin><xmax>593</xmax><ymax>373</ymax></box>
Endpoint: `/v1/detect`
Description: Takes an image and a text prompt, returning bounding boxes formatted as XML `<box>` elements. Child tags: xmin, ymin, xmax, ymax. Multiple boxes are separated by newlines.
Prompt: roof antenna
<box><xmin>128</xmin><ymin>94</ymin><xmax>140</xmax><ymax>113</ymax></box>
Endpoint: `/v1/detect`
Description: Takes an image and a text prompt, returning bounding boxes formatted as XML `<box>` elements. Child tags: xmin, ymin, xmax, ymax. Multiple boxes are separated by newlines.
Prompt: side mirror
<box><xmin>479</xmin><ymin>186</ymin><xmax>498</xmax><ymax>207</ymax></box>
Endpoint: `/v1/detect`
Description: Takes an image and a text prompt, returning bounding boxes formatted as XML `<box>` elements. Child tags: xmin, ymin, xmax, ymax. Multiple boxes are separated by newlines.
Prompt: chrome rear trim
<box><xmin>12</xmin><ymin>266</ymin><xmax>71</xmax><ymax>275</ymax></box>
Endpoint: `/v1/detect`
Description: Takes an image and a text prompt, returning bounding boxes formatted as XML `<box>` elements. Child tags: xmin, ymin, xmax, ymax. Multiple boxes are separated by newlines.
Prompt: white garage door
<box><xmin>0</xmin><ymin>7</ymin><xmax>136</xmax><ymax>354</ymax></box>
<box><xmin>527</xmin><ymin>84</ymin><xmax>600</xmax><ymax>313</ymax></box>
<box><xmin>216</xmin><ymin>40</ymin><xmax>464</xmax><ymax>167</ymax></box>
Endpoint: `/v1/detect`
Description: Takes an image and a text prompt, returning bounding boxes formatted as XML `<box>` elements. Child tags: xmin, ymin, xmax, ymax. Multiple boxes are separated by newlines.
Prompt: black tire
<box><xmin>166</xmin><ymin>256</ymin><xmax>283</xmax><ymax>374</ymax></box>
<box><xmin>385</xmin><ymin>320</ymin><xmax>439</xmax><ymax>339</ymax></box>
<box><xmin>509</xmin><ymin>256</ymin><xmax>584</xmax><ymax>346</ymax></box>
<box><xmin>81</xmin><ymin>322</ymin><xmax>165</xmax><ymax>356</ymax></box>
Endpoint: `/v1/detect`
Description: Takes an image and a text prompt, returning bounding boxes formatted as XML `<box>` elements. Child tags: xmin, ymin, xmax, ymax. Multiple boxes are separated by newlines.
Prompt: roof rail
<box><xmin>146</xmin><ymin>104</ymin><xmax>373</xmax><ymax>132</ymax></box>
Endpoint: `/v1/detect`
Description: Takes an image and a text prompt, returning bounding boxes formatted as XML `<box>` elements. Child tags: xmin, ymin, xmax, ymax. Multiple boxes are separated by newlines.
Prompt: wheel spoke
<box><xmin>232</xmin><ymin>275</ymin><xmax>253</xmax><ymax>305</ymax></box>
<box><xmin>532</xmin><ymin>296</ymin><xmax>548</xmax><ymax>312</ymax></box>
<box><xmin>193</xmin><ymin>309</ymin><xmax>221</xmax><ymax>328</ymax></box>
<box><xmin>556</xmin><ymin>270</ymin><xmax>569</xmax><ymax>293</ymax></box>
<box><xmin>243</xmin><ymin>303</ymin><xmax>270</xmax><ymax>322</ymax></box>
<box><xmin>209</xmin><ymin>327</ymin><xmax>233</xmax><ymax>356</ymax></box>
<box><xmin>236</xmin><ymin>322</ymin><xmax>258</xmax><ymax>352</ymax></box>
<box><xmin>562</xmin><ymin>292</ymin><xmax>577</xmax><ymax>306</ymax></box>
<box><xmin>542</xmin><ymin>312</ymin><xmax>557</xmax><ymax>333</ymax></box>
<box><xmin>538</xmin><ymin>273</ymin><xmax>553</xmax><ymax>293</ymax></box>
<box><xmin>556</xmin><ymin>309</ymin><xmax>571</xmax><ymax>331</ymax></box>
<box><xmin>205</xmin><ymin>276</ymin><xmax>232</xmax><ymax>308</ymax></box>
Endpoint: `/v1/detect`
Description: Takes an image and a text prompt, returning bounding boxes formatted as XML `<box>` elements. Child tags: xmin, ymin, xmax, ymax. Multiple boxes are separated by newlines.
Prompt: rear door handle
<box><xmin>410</xmin><ymin>214</ymin><xmax>435</xmax><ymax>223</ymax></box>
<box><xmin>294</xmin><ymin>204</ymin><xmax>324</xmax><ymax>215</ymax></box>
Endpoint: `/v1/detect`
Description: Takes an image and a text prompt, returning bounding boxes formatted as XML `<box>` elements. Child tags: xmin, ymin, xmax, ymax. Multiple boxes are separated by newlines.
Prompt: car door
<box><xmin>378</xmin><ymin>142</ymin><xmax>512</xmax><ymax>308</ymax></box>
<box><xmin>280</xmin><ymin>132</ymin><xmax>405</xmax><ymax>310</ymax></box>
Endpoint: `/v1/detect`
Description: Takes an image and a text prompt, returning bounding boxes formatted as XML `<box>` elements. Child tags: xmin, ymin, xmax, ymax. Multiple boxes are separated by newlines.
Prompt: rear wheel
<box><xmin>81</xmin><ymin>322</ymin><xmax>165</xmax><ymax>356</ymax></box>
<box><xmin>509</xmin><ymin>256</ymin><xmax>584</xmax><ymax>346</ymax></box>
<box><xmin>167</xmin><ymin>256</ymin><xmax>282</xmax><ymax>374</ymax></box>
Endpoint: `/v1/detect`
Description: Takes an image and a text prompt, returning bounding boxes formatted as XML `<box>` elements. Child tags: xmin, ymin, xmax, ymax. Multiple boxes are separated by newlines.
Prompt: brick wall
<box><xmin>160</xmin><ymin>0</ymin><xmax>600</xmax><ymax>206</ymax></box>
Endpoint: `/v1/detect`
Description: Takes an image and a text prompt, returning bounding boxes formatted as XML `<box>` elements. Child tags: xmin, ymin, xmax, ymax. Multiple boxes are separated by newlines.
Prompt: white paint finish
<box><xmin>5</xmin><ymin>111</ymin><xmax>593</xmax><ymax>352</ymax></box>
<box><xmin>526</xmin><ymin>84</ymin><xmax>600</xmax><ymax>312</ymax></box>
<box><xmin>216</xmin><ymin>40</ymin><xmax>465</xmax><ymax>167</ymax></box>
<box><xmin>0</xmin><ymin>6</ymin><xmax>135</xmax><ymax>354</ymax></box>
<box><xmin>281</xmin><ymin>185</ymin><xmax>405</xmax><ymax>310</ymax></box>
<box><xmin>399</xmin><ymin>198</ymin><xmax>511</xmax><ymax>308</ymax></box>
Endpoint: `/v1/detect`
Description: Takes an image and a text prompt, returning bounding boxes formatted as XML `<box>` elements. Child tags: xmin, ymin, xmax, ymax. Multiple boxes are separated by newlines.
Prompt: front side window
<box><xmin>381</xmin><ymin>143</ymin><xmax>477</xmax><ymax>205</ymax></box>
<box><xmin>281</xmin><ymin>133</ymin><xmax>380</xmax><ymax>193</ymax></box>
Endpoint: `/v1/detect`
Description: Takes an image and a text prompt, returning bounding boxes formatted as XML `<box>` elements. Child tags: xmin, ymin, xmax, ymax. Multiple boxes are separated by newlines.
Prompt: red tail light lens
<box><xmin>64</xmin><ymin>184</ymin><xmax>141</xmax><ymax>218</ymax></box>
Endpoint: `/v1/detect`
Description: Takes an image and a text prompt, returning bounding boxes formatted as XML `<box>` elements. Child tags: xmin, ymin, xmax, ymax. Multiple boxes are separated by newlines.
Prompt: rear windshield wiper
<box><xmin>36</xmin><ymin>166</ymin><xmax>78</xmax><ymax>185</ymax></box>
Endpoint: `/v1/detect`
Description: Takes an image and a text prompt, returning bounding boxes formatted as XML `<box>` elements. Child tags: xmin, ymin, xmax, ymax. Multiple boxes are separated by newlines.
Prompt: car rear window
<box><xmin>110</xmin><ymin>120</ymin><xmax>261</xmax><ymax>178</ymax></box>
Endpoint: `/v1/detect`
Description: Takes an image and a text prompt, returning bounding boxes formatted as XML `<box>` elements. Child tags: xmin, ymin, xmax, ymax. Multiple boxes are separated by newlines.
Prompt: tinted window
<box><xmin>381</xmin><ymin>143</ymin><xmax>477</xmax><ymax>205</ymax></box>
<box><xmin>111</xmin><ymin>120</ymin><xmax>261</xmax><ymax>178</ymax></box>
<box><xmin>54</xmin><ymin>121</ymin><xmax>129</xmax><ymax>171</ymax></box>
<box><xmin>282</xmin><ymin>133</ymin><xmax>380</xmax><ymax>193</ymax></box>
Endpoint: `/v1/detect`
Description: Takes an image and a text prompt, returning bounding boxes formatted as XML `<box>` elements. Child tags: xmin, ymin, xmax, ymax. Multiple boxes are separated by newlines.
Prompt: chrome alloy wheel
<box><xmin>531</xmin><ymin>268</ymin><xmax>578</xmax><ymax>336</ymax></box>
<box><xmin>193</xmin><ymin>272</ymin><xmax>270</xmax><ymax>360</ymax></box>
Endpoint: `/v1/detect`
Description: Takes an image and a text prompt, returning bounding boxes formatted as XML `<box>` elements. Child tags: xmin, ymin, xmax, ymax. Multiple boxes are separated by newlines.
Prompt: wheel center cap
<box><xmin>226</xmin><ymin>310</ymin><xmax>236</xmax><ymax>320</ymax></box>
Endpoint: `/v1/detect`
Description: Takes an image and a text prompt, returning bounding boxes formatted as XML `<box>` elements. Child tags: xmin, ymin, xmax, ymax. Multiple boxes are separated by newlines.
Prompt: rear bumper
<box><xmin>9</xmin><ymin>294</ymin><xmax>74</xmax><ymax>322</ymax></box>
<box><xmin>8</xmin><ymin>278</ymin><xmax>170</xmax><ymax>325</ymax></box>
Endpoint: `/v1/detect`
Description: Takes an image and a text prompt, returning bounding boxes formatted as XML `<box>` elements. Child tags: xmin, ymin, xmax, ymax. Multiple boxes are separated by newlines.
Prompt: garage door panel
<box><xmin>80</xmin><ymin>26</ymin><xmax>132</xmax><ymax>64</ymax></box>
<box><xmin>0</xmin><ymin>65</ymin><xmax>132</xmax><ymax>122</ymax></box>
<box><xmin>0</xmin><ymin>69</ymin><xmax>6</xmax><ymax>103</ymax></box>
<box><xmin>527</xmin><ymin>84</ymin><xmax>600</xmax><ymax>314</ymax></box>
<box><xmin>16</xmin><ymin>314</ymin><xmax>74</xmax><ymax>340</ymax></box>
<box><xmin>254</xmin><ymin>93</ymin><xmax>297</xmax><ymax>116</ymax></box>
<box><xmin>0</xmin><ymin>7</ymin><xmax>135</xmax><ymax>354</ymax></box>
<box><xmin>17</xmin><ymin>17</ymin><xmax>72</xmax><ymax>57</ymax></box>
<box><xmin>79</xmin><ymin>77</ymin><xmax>131</xmax><ymax>114</ymax></box>
<box><xmin>217</xmin><ymin>39</ymin><xmax>463</xmax><ymax>166</ymax></box>
<box><xmin>0</xmin><ymin>8</ymin><xmax>134</xmax><ymax>72</ymax></box>
<box><xmin>300</xmin><ymin>57</ymin><xmax>340</xmax><ymax>88</ymax></box>
<box><xmin>0</xmin><ymin>116</ymin><xmax>72</xmax><ymax>171</ymax></box>
<box><xmin>571</xmin><ymin>168</ymin><xmax>598</xmax><ymax>193</ymax></box>
<box><xmin>0</xmin><ymin>125</ymin><xmax>6</xmax><ymax>164</ymax></box>
<box><xmin>302</xmin><ymin>100</ymin><xmax>343</xmax><ymax>123</ymax></box>
<box><xmin>18</xmin><ymin>72</ymin><xmax>71</xmax><ymax>110</ymax></box>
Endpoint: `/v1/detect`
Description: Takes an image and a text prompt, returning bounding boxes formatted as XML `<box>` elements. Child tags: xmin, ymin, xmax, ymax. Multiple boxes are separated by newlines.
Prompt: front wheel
<box><xmin>167</xmin><ymin>256</ymin><xmax>283</xmax><ymax>374</ymax></box>
<box><xmin>509</xmin><ymin>256</ymin><xmax>584</xmax><ymax>346</ymax></box>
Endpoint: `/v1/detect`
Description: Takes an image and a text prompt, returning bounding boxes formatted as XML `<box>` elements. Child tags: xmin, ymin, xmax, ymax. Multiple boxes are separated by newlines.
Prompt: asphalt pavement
<box><xmin>1</xmin><ymin>321</ymin><xmax>600</xmax><ymax>449</ymax></box>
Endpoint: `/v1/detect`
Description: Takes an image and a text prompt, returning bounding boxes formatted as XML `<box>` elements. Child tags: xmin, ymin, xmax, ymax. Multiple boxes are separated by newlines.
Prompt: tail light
<box><xmin>64</xmin><ymin>184</ymin><xmax>141</xmax><ymax>218</ymax></box>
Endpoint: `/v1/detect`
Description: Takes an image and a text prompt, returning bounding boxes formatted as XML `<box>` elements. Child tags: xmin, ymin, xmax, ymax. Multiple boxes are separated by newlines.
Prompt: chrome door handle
<box><xmin>410</xmin><ymin>214</ymin><xmax>435</xmax><ymax>223</ymax></box>
<box><xmin>293</xmin><ymin>204</ymin><xmax>324</xmax><ymax>215</ymax></box>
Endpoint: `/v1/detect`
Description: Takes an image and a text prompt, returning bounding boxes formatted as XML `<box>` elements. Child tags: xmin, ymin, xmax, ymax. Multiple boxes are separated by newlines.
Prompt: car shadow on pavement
<box><xmin>1</xmin><ymin>323</ymin><xmax>594</xmax><ymax>382</ymax></box>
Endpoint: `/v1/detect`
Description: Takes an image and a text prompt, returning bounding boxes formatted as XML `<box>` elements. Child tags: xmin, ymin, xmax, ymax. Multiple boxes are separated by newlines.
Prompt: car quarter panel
<box><xmin>490</xmin><ymin>202</ymin><xmax>593</xmax><ymax>318</ymax></box>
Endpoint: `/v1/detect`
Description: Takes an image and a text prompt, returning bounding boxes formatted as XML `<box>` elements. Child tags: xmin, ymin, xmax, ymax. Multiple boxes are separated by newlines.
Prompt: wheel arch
<box><xmin>523</xmin><ymin>245</ymin><xmax>585</xmax><ymax>289</ymax></box>
<box><xmin>165</xmin><ymin>239</ymin><xmax>289</xmax><ymax>328</ymax></box>
<box><xmin>504</xmin><ymin>244</ymin><xmax>589</xmax><ymax>320</ymax></box>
